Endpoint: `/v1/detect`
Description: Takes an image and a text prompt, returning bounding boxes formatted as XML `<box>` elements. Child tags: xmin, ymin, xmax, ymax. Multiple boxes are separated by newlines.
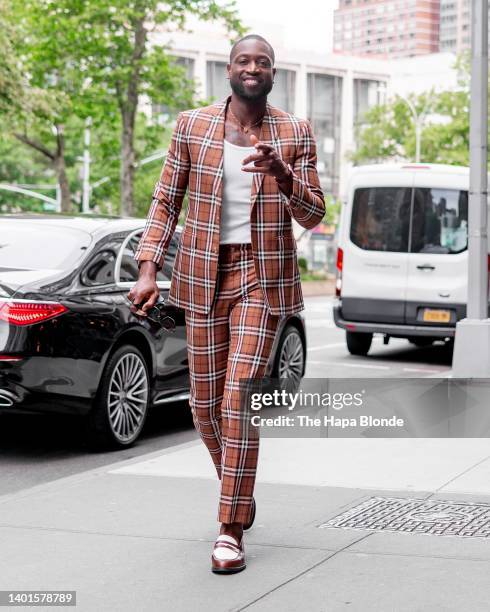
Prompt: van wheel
<box><xmin>346</xmin><ymin>331</ymin><xmax>373</xmax><ymax>356</ymax></box>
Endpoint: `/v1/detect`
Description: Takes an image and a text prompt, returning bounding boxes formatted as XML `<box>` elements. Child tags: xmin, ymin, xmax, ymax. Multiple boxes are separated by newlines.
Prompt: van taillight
<box><xmin>0</xmin><ymin>301</ymin><xmax>68</xmax><ymax>326</ymax></box>
<box><xmin>488</xmin><ymin>255</ymin><xmax>490</xmax><ymax>296</ymax></box>
<box><xmin>335</xmin><ymin>247</ymin><xmax>343</xmax><ymax>297</ymax></box>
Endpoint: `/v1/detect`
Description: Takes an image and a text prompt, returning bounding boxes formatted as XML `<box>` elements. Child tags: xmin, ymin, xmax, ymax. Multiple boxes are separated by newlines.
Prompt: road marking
<box><xmin>308</xmin><ymin>360</ymin><xmax>391</xmax><ymax>370</ymax></box>
<box><xmin>402</xmin><ymin>367</ymin><xmax>446</xmax><ymax>374</ymax></box>
<box><xmin>308</xmin><ymin>338</ymin><xmax>387</xmax><ymax>352</ymax></box>
<box><xmin>308</xmin><ymin>361</ymin><xmax>451</xmax><ymax>376</ymax></box>
<box><xmin>306</xmin><ymin>321</ymin><xmax>336</xmax><ymax>328</ymax></box>
<box><xmin>308</xmin><ymin>343</ymin><xmax>346</xmax><ymax>351</ymax></box>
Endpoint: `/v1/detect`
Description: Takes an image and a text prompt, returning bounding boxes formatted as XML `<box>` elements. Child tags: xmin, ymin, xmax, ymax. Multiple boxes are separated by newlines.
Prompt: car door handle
<box><xmin>416</xmin><ymin>264</ymin><xmax>435</xmax><ymax>270</ymax></box>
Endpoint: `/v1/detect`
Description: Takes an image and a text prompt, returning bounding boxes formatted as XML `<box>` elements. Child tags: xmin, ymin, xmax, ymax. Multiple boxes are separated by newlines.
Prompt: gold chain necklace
<box><xmin>227</xmin><ymin>105</ymin><xmax>264</xmax><ymax>134</ymax></box>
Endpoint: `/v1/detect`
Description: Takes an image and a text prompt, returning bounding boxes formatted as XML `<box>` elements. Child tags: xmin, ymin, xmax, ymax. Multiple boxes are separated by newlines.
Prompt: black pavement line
<box><xmin>0</xmin><ymin>523</ymin><xmax>339</xmax><ymax>551</ymax></box>
<box><xmin>335</xmin><ymin>548</ymin><xmax>490</xmax><ymax>563</ymax></box>
<box><xmin>430</xmin><ymin>455</ymin><xmax>490</xmax><ymax>494</ymax></box>
<box><xmin>234</xmin><ymin>532</ymin><xmax>374</xmax><ymax>612</ymax></box>
<box><xmin>3</xmin><ymin>522</ymin><xmax>490</xmax><ymax>563</ymax></box>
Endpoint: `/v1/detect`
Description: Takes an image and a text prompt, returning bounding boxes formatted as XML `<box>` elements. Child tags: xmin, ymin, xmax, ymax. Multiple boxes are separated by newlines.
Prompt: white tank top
<box><xmin>219</xmin><ymin>139</ymin><xmax>256</xmax><ymax>244</ymax></box>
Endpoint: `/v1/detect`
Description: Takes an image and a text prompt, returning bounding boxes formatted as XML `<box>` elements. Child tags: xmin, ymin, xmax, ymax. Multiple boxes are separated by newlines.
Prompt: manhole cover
<box><xmin>319</xmin><ymin>497</ymin><xmax>490</xmax><ymax>538</ymax></box>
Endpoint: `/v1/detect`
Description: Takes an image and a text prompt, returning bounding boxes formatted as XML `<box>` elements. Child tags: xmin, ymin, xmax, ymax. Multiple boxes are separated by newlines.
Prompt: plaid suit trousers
<box><xmin>184</xmin><ymin>242</ymin><xmax>281</xmax><ymax>524</ymax></box>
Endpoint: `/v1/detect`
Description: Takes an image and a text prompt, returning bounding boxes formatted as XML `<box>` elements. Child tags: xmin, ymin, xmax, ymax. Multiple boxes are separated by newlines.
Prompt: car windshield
<box><xmin>0</xmin><ymin>223</ymin><xmax>92</xmax><ymax>270</ymax></box>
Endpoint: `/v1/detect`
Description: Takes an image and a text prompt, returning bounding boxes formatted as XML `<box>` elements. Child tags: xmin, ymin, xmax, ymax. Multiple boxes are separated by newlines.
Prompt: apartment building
<box><xmin>439</xmin><ymin>0</ymin><xmax>490</xmax><ymax>53</ymax></box>
<box><xmin>333</xmin><ymin>0</ymin><xmax>440</xmax><ymax>59</ymax></box>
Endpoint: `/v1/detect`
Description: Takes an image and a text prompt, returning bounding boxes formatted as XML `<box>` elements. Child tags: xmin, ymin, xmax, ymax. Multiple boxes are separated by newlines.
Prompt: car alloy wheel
<box><xmin>86</xmin><ymin>344</ymin><xmax>150</xmax><ymax>449</ymax></box>
<box><xmin>107</xmin><ymin>352</ymin><xmax>149</xmax><ymax>443</ymax></box>
<box><xmin>275</xmin><ymin>325</ymin><xmax>304</xmax><ymax>386</ymax></box>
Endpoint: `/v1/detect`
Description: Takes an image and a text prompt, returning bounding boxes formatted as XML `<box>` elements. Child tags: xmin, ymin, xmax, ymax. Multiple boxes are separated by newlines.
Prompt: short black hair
<box><xmin>229</xmin><ymin>34</ymin><xmax>275</xmax><ymax>66</ymax></box>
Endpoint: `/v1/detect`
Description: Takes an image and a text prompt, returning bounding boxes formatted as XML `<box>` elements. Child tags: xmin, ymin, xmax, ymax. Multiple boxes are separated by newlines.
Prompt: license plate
<box><xmin>422</xmin><ymin>308</ymin><xmax>451</xmax><ymax>323</ymax></box>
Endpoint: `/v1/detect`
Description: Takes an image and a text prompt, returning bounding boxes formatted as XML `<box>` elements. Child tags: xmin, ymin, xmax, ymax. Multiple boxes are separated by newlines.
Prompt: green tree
<box><xmin>347</xmin><ymin>51</ymin><xmax>480</xmax><ymax>167</ymax></box>
<box><xmin>49</xmin><ymin>0</ymin><xmax>244</xmax><ymax>215</ymax></box>
<box><xmin>348</xmin><ymin>90</ymin><xmax>438</xmax><ymax>165</ymax></box>
<box><xmin>3</xmin><ymin>0</ymin><xmax>244</xmax><ymax>214</ymax></box>
<box><xmin>0</xmin><ymin>0</ymin><xmax>24</xmax><ymax>118</ymax></box>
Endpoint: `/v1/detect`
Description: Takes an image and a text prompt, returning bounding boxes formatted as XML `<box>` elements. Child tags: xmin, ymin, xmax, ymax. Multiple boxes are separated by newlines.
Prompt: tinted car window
<box><xmin>81</xmin><ymin>249</ymin><xmax>118</xmax><ymax>286</ymax></box>
<box><xmin>0</xmin><ymin>223</ymin><xmax>91</xmax><ymax>270</ymax></box>
<box><xmin>411</xmin><ymin>188</ymin><xmax>468</xmax><ymax>254</ymax></box>
<box><xmin>350</xmin><ymin>187</ymin><xmax>412</xmax><ymax>252</ymax></box>
<box><xmin>121</xmin><ymin>232</ymin><xmax>179</xmax><ymax>283</ymax></box>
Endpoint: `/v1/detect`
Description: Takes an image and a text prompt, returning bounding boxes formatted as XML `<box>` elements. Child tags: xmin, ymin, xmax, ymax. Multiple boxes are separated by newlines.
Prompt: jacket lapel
<box><xmin>250</xmin><ymin>101</ymin><xmax>279</xmax><ymax>210</ymax></box>
<box><xmin>200</xmin><ymin>98</ymin><xmax>227</xmax><ymax>211</ymax></box>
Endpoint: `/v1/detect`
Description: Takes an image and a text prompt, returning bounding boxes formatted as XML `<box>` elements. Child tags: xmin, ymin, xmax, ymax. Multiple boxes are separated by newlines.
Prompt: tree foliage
<box><xmin>1</xmin><ymin>0</ymin><xmax>245</xmax><ymax>214</ymax></box>
<box><xmin>347</xmin><ymin>51</ymin><xmax>480</xmax><ymax>168</ymax></box>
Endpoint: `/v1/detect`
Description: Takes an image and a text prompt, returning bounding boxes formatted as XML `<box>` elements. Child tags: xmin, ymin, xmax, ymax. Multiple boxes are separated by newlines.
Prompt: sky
<box><xmin>233</xmin><ymin>0</ymin><xmax>339</xmax><ymax>55</ymax></box>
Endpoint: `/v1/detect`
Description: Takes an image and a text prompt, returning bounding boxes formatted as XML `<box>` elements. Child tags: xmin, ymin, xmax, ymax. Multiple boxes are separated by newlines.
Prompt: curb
<box><xmin>301</xmin><ymin>280</ymin><xmax>335</xmax><ymax>297</ymax></box>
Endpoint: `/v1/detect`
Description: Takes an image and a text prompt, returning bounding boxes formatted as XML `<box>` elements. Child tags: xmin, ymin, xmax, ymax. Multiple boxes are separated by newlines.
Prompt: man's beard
<box><xmin>229</xmin><ymin>77</ymin><xmax>273</xmax><ymax>101</ymax></box>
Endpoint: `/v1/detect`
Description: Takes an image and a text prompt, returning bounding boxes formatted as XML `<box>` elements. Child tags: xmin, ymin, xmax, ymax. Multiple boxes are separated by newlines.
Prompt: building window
<box><xmin>307</xmin><ymin>73</ymin><xmax>342</xmax><ymax>197</ymax></box>
<box><xmin>268</xmin><ymin>69</ymin><xmax>296</xmax><ymax>113</ymax></box>
<box><xmin>206</xmin><ymin>60</ymin><xmax>230</xmax><ymax>102</ymax></box>
<box><xmin>353</xmin><ymin>79</ymin><xmax>383</xmax><ymax>148</ymax></box>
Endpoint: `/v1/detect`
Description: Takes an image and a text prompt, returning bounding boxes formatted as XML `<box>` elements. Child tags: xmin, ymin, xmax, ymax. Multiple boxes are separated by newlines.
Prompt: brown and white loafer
<box><xmin>211</xmin><ymin>534</ymin><xmax>246</xmax><ymax>574</ymax></box>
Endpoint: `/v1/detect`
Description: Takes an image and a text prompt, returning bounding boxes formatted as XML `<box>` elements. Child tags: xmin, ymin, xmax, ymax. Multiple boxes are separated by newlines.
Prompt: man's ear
<box><xmin>226</xmin><ymin>63</ymin><xmax>231</xmax><ymax>78</ymax></box>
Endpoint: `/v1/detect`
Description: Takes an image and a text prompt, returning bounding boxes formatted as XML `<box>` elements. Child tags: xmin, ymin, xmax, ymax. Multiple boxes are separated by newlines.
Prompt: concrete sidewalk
<box><xmin>1</xmin><ymin>438</ymin><xmax>490</xmax><ymax>611</ymax></box>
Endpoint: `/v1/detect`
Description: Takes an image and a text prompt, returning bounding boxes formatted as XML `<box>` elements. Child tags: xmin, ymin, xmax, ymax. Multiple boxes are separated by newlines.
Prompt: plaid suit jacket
<box><xmin>134</xmin><ymin>95</ymin><xmax>325</xmax><ymax>316</ymax></box>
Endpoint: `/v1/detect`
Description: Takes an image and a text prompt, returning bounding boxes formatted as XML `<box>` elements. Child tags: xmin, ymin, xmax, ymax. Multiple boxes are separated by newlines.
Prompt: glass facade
<box><xmin>268</xmin><ymin>69</ymin><xmax>295</xmax><ymax>113</ymax></box>
<box><xmin>353</xmin><ymin>78</ymin><xmax>383</xmax><ymax>149</ymax></box>
<box><xmin>206</xmin><ymin>61</ymin><xmax>230</xmax><ymax>102</ymax></box>
<box><xmin>206</xmin><ymin>63</ymin><xmax>295</xmax><ymax>113</ymax></box>
<box><xmin>307</xmin><ymin>73</ymin><xmax>342</xmax><ymax>197</ymax></box>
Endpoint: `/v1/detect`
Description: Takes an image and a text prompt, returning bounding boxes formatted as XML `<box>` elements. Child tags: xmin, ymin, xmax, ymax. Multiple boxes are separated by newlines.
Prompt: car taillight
<box><xmin>335</xmin><ymin>247</ymin><xmax>343</xmax><ymax>298</ymax></box>
<box><xmin>0</xmin><ymin>300</ymin><xmax>68</xmax><ymax>326</ymax></box>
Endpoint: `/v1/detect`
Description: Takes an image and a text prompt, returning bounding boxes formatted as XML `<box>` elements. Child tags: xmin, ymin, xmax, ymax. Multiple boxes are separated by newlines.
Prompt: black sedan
<box><xmin>0</xmin><ymin>215</ymin><xmax>307</xmax><ymax>449</ymax></box>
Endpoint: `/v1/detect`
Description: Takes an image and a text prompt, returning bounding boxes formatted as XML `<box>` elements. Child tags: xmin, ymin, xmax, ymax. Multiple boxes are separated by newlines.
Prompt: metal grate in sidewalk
<box><xmin>318</xmin><ymin>497</ymin><xmax>490</xmax><ymax>538</ymax></box>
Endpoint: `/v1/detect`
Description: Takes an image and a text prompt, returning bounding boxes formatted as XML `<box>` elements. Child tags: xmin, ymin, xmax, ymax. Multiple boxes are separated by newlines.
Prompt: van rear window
<box><xmin>411</xmin><ymin>188</ymin><xmax>468</xmax><ymax>254</ymax></box>
<box><xmin>350</xmin><ymin>187</ymin><xmax>468</xmax><ymax>254</ymax></box>
<box><xmin>350</xmin><ymin>187</ymin><xmax>411</xmax><ymax>252</ymax></box>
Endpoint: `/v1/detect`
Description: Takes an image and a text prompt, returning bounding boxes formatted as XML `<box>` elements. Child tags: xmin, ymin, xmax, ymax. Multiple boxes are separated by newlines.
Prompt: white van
<box><xmin>333</xmin><ymin>163</ymin><xmax>486</xmax><ymax>356</ymax></box>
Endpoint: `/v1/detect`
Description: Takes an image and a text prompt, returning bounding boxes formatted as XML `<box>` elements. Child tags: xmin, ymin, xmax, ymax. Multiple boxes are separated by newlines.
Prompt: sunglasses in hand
<box><xmin>125</xmin><ymin>296</ymin><xmax>176</xmax><ymax>332</ymax></box>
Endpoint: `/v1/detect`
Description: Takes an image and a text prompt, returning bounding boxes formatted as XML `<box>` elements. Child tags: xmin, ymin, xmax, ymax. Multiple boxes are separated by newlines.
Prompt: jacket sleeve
<box><xmin>279</xmin><ymin>119</ymin><xmax>326</xmax><ymax>230</ymax></box>
<box><xmin>134</xmin><ymin>112</ymin><xmax>190</xmax><ymax>271</ymax></box>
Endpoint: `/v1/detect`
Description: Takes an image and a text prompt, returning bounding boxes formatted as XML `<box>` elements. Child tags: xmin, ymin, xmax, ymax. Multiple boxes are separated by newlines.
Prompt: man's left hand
<box><xmin>241</xmin><ymin>134</ymin><xmax>291</xmax><ymax>183</ymax></box>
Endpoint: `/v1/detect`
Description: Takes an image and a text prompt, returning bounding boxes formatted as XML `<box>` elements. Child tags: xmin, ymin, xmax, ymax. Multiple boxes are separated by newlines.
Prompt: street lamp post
<box><xmin>377</xmin><ymin>84</ymin><xmax>425</xmax><ymax>162</ymax></box>
<box><xmin>398</xmin><ymin>94</ymin><xmax>422</xmax><ymax>163</ymax></box>
<box><xmin>452</xmin><ymin>0</ymin><xmax>490</xmax><ymax>377</ymax></box>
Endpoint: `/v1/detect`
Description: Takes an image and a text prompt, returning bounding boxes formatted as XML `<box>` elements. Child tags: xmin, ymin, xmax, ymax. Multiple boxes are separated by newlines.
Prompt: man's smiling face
<box><xmin>227</xmin><ymin>39</ymin><xmax>276</xmax><ymax>101</ymax></box>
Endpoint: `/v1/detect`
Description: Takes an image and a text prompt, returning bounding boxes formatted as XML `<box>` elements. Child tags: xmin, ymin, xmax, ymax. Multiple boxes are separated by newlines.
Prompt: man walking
<box><xmin>128</xmin><ymin>34</ymin><xmax>325</xmax><ymax>573</ymax></box>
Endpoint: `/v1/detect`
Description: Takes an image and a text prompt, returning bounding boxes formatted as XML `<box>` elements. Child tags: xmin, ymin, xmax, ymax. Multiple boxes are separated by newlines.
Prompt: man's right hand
<box><xmin>127</xmin><ymin>261</ymin><xmax>160</xmax><ymax>317</ymax></box>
